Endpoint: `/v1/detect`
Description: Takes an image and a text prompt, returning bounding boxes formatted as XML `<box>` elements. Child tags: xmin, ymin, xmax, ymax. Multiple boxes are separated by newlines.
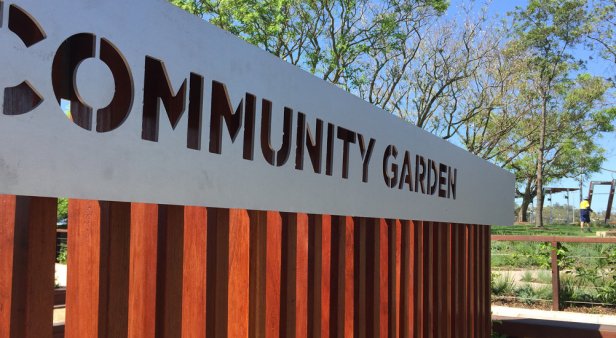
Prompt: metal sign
<box><xmin>0</xmin><ymin>0</ymin><xmax>514</xmax><ymax>225</ymax></box>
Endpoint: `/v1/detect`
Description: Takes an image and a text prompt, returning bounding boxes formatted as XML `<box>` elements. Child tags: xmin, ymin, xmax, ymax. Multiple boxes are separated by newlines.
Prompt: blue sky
<box><xmin>448</xmin><ymin>0</ymin><xmax>616</xmax><ymax>213</ymax></box>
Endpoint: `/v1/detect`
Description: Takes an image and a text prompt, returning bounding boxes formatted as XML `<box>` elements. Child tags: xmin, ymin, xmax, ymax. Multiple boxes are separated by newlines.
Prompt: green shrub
<box><xmin>57</xmin><ymin>243</ymin><xmax>68</xmax><ymax>264</ymax></box>
<box><xmin>514</xmin><ymin>284</ymin><xmax>539</xmax><ymax>305</ymax></box>
<box><xmin>537</xmin><ymin>270</ymin><xmax>552</xmax><ymax>284</ymax></box>
<box><xmin>535</xmin><ymin>285</ymin><xmax>552</xmax><ymax>301</ymax></box>
<box><xmin>492</xmin><ymin>273</ymin><xmax>515</xmax><ymax>296</ymax></box>
<box><xmin>521</xmin><ymin>271</ymin><xmax>534</xmax><ymax>283</ymax></box>
<box><xmin>57</xmin><ymin>198</ymin><xmax>68</xmax><ymax>224</ymax></box>
<box><xmin>596</xmin><ymin>276</ymin><xmax>616</xmax><ymax>305</ymax></box>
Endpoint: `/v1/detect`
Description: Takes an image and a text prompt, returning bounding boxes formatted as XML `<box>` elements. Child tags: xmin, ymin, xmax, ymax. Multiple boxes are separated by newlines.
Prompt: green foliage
<box><xmin>56</xmin><ymin>243</ymin><xmax>68</xmax><ymax>265</ymax></box>
<box><xmin>521</xmin><ymin>271</ymin><xmax>534</xmax><ymax>283</ymax></box>
<box><xmin>515</xmin><ymin>284</ymin><xmax>541</xmax><ymax>305</ymax></box>
<box><xmin>491</xmin><ymin>273</ymin><xmax>515</xmax><ymax>296</ymax></box>
<box><xmin>537</xmin><ymin>270</ymin><xmax>552</xmax><ymax>284</ymax></box>
<box><xmin>57</xmin><ymin>198</ymin><xmax>68</xmax><ymax>223</ymax></box>
<box><xmin>597</xmin><ymin>276</ymin><xmax>616</xmax><ymax>304</ymax></box>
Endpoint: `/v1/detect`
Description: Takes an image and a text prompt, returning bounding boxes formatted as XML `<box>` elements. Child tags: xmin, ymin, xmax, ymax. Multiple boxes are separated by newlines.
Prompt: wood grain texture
<box><xmin>127</xmin><ymin>203</ymin><xmax>159</xmax><ymax>338</ymax></box>
<box><xmin>181</xmin><ymin>206</ymin><xmax>207</xmax><ymax>338</ymax></box>
<box><xmin>227</xmin><ymin>209</ymin><xmax>250</xmax><ymax>338</ymax></box>
<box><xmin>98</xmin><ymin>202</ymin><xmax>131</xmax><ymax>338</ymax></box>
<box><xmin>320</xmin><ymin>215</ymin><xmax>332</xmax><ymax>338</ymax></box>
<box><xmin>66</xmin><ymin>200</ymin><xmax>103</xmax><ymax>338</ymax></box>
<box><xmin>0</xmin><ymin>196</ymin><xmax>56</xmax><ymax>338</ymax></box>
<box><xmin>0</xmin><ymin>196</ymin><xmax>18</xmax><ymax>338</ymax></box>
<box><xmin>205</xmin><ymin>208</ymin><xmax>229</xmax><ymax>338</ymax></box>
<box><xmin>296</xmin><ymin>213</ymin><xmax>309</xmax><ymax>338</ymax></box>
<box><xmin>378</xmin><ymin>219</ymin><xmax>388</xmax><ymax>338</ymax></box>
<box><xmin>343</xmin><ymin>216</ymin><xmax>355</xmax><ymax>338</ymax></box>
<box><xmin>156</xmin><ymin>205</ymin><xmax>185</xmax><ymax>338</ymax></box>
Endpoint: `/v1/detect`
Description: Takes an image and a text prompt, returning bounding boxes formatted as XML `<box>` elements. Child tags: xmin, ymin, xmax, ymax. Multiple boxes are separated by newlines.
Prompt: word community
<box><xmin>141</xmin><ymin>57</ymin><xmax>458</xmax><ymax>200</ymax></box>
<box><xmin>1</xmin><ymin>7</ymin><xmax>458</xmax><ymax>200</ymax></box>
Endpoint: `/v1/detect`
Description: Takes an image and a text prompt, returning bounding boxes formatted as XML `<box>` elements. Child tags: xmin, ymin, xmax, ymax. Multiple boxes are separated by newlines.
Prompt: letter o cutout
<box><xmin>52</xmin><ymin>33</ymin><xmax>134</xmax><ymax>132</ymax></box>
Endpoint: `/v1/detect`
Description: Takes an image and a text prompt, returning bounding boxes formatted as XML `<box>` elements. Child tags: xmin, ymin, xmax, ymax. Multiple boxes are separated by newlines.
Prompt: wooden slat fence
<box><xmin>0</xmin><ymin>195</ymin><xmax>491</xmax><ymax>337</ymax></box>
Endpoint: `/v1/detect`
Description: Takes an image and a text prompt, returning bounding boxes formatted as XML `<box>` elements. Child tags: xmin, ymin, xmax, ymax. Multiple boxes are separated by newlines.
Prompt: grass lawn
<box><xmin>491</xmin><ymin>222</ymin><xmax>614</xmax><ymax>237</ymax></box>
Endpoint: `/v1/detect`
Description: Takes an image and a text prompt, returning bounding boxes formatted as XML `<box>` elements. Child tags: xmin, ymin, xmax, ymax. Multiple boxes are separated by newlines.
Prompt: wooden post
<box><xmin>551</xmin><ymin>241</ymin><xmax>561</xmax><ymax>311</ymax></box>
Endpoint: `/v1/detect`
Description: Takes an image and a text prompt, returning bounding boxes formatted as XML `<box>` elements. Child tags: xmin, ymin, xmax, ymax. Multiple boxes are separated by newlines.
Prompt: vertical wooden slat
<box><xmin>462</xmin><ymin>224</ymin><xmax>470</xmax><ymax>338</ymax></box>
<box><xmin>308</xmin><ymin>214</ymin><xmax>322</xmax><ymax>338</ymax></box>
<box><xmin>0</xmin><ymin>196</ymin><xmax>56</xmax><ymax>338</ymax></box>
<box><xmin>450</xmin><ymin>224</ymin><xmax>458</xmax><ymax>337</ymax></box>
<box><xmin>470</xmin><ymin>224</ymin><xmax>477</xmax><ymax>338</ymax></box>
<box><xmin>401</xmin><ymin>220</ymin><xmax>409</xmax><ymax>338</ymax></box>
<box><xmin>280</xmin><ymin>213</ymin><xmax>298</xmax><ymax>338</ymax></box>
<box><xmin>0</xmin><ymin>195</ymin><xmax>16</xmax><ymax>338</ymax></box>
<box><xmin>435</xmin><ymin>223</ymin><xmax>443</xmax><ymax>338</ymax></box>
<box><xmin>227</xmin><ymin>209</ymin><xmax>251</xmax><ymax>338</ymax></box>
<box><xmin>551</xmin><ymin>241</ymin><xmax>561</xmax><ymax>311</ymax></box>
<box><xmin>181</xmin><ymin>206</ymin><xmax>207</xmax><ymax>338</ymax></box>
<box><xmin>248</xmin><ymin>210</ymin><xmax>282</xmax><ymax>338</ymax></box>
<box><xmin>387</xmin><ymin>219</ymin><xmax>401</xmax><ymax>338</ymax></box>
<box><xmin>266</xmin><ymin>211</ymin><xmax>282</xmax><ymax>338</ymax></box>
<box><xmin>412</xmin><ymin>221</ymin><xmax>428</xmax><ymax>337</ymax></box>
<box><xmin>379</xmin><ymin>219</ymin><xmax>388</xmax><ymax>338</ymax></box>
<box><xmin>156</xmin><ymin>205</ymin><xmax>185</xmax><ymax>337</ymax></box>
<box><xmin>329</xmin><ymin>215</ymin><xmax>355</xmax><ymax>337</ymax></box>
<box><xmin>205</xmin><ymin>208</ymin><xmax>229</xmax><ymax>338</ymax></box>
<box><xmin>353</xmin><ymin>217</ymin><xmax>367</xmax><ymax>338</ymax></box>
<box><xmin>427</xmin><ymin>222</ymin><xmax>435</xmax><ymax>337</ymax></box>
<box><xmin>445</xmin><ymin>223</ymin><xmax>456</xmax><ymax>337</ymax></box>
<box><xmin>296</xmin><ymin>213</ymin><xmax>309</xmax><ymax>338</ymax></box>
<box><xmin>320</xmin><ymin>215</ymin><xmax>332</xmax><ymax>338</ymax></box>
<box><xmin>344</xmin><ymin>216</ymin><xmax>355</xmax><ymax>338</ymax></box>
<box><xmin>98</xmin><ymin>202</ymin><xmax>131</xmax><ymax>338</ymax></box>
<box><xmin>485</xmin><ymin>226</ymin><xmax>492</xmax><ymax>336</ymax></box>
<box><xmin>127</xmin><ymin>203</ymin><xmax>158</xmax><ymax>338</ymax></box>
<box><xmin>66</xmin><ymin>200</ymin><xmax>102</xmax><ymax>338</ymax></box>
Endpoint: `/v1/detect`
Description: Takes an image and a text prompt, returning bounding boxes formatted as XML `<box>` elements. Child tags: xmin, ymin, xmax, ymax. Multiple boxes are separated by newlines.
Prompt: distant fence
<box><xmin>491</xmin><ymin>235</ymin><xmax>616</xmax><ymax>311</ymax></box>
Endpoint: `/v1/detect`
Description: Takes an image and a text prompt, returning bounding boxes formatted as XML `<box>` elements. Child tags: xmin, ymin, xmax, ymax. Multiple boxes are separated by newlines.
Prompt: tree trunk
<box><xmin>535</xmin><ymin>95</ymin><xmax>547</xmax><ymax>228</ymax></box>
<box><xmin>519</xmin><ymin>195</ymin><xmax>532</xmax><ymax>222</ymax></box>
<box><xmin>518</xmin><ymin>179</ymin><xmax>534</xmax><ymax>222</ymax></box>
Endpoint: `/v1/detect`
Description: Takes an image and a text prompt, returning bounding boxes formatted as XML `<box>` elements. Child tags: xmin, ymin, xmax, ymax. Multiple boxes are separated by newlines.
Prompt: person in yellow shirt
<box><xmin>580</xmin><ymin>200</ymin><xmax>592</xmax><ymax>231</ymax></box>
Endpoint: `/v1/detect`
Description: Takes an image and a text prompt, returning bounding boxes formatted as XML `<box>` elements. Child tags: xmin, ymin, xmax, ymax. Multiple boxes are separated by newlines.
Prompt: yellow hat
<box><xmin>580</xmin><ymin>200</ymin><xmax>590</xmax><ymax>209</ymax></box>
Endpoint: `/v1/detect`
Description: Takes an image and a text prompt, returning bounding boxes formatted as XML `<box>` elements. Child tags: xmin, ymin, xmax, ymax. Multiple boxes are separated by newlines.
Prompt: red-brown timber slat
<box><xmin>227</xmin><ymin>209</ymin><xmax>251</xmax><ymax>338</ymax></box>
<box><xmin>295</xmin><ymin>213</ymin><xmax>309</xmax><ymax>338</ymax></box>
<box><xmin>0</xmin><ymin>195</ymin><xmax>494</xmax><ymax>338</ymax></box>
<box><xmin>0</xmin><ymin>196</ymin><xmax>56</xmax><ymax>338</ymax></box>
<box><xmin>127</xmin><ymin>203</ymin><xmax>159</xmax><ymax>338</ymax></box>
<box><xmin>320</xmin><ymin>214</ymin><xmax>332</xmax><ymax>338</ymax></box>
<box><xmin>66</xmin><ymin>200</ymin><xmax>131</xmax><ymax>338</ymax></box>
<box><xmin>181</xmin><ymin>206</ymin><xmax>207</xmax><ymax>338</ymax></box>
<box><xmin>378</xmin><ymin>218</ymin><xmax>389</xmax><ymax>338</ymax></box>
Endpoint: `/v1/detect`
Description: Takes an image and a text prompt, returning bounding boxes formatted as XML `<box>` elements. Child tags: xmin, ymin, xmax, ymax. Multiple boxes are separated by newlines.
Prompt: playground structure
<box><xmin>543</xmin><ymin>187</ymin><xmax>580</xmax><ymax>224</ymax></box>
<box><xmin>587</xmin><ymin>179</ymin><xmax>616</xmax><ymax>224</ymax></box>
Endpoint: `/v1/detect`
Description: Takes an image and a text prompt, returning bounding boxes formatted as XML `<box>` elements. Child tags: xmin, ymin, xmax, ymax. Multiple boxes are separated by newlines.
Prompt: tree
<box><xmin>588</xmin><ymin>0</ymin><xmax>616</xmax><ymax>64</ymax></box>
<box><xmin>169</xmin><ymin>0</ymin><xmax>447</xmax><ymax>92</ymax></box>
<box><xmin>509</xmin><ymin>73</ymin><xmax>614</xmax><ymax>222</ymax></box>
<box><xmin>511</xmin><ymin>0</ymin><xmax>593</xmax><ymax>227</ymax></box>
